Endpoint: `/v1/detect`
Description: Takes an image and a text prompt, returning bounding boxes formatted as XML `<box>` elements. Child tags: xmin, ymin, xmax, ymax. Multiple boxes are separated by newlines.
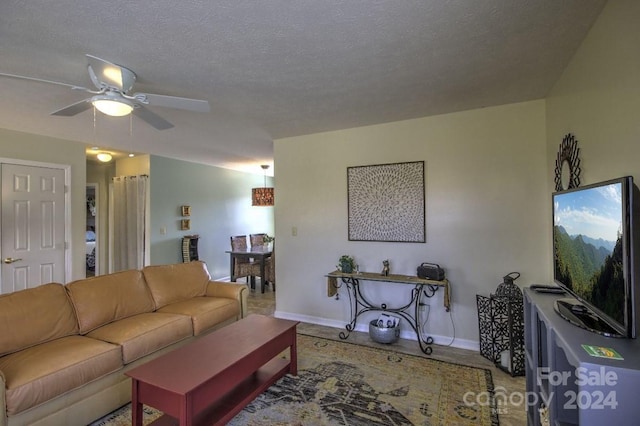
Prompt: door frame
<box><xmin>86</xmin><ymin>182</ymin><xmax>100</xmax><ymax>275</ymax></box>
<box><xmin>0</xmin><ymin>157</ymin><xmax>72</xmax><ymax>283</ymax></box>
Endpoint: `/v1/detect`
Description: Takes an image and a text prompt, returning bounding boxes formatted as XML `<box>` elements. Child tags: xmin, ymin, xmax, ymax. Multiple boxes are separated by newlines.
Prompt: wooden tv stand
<box><xmin>524</xmin><ymin>288</ymin><xmax>640</xmax><ymax>425</ymax></box>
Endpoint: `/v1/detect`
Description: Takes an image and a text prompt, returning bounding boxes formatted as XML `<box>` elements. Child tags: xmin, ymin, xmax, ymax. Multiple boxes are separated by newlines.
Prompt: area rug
<box><xmin>90</xmin><ymin>334</ymin><xmax>498</xmax><ymax>425</ymax></box>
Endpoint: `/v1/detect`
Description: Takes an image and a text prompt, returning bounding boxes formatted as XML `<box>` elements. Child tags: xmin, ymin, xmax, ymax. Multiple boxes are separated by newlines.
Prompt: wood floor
<box><xmin>245</xmin><ymin>286</ymin><xmax>527</xmax><ymax>426</ymax></box>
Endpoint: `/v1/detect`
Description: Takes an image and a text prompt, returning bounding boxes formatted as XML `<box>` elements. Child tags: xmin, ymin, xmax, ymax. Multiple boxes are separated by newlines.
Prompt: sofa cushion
<box><xmin>86</xmin><ymin>312</ymin><xmax>192</xmax><ymax>364</ymax></box>
<box><xmin>66</xmin><ymin>270</ymin><xmax>155</xmax><ymax>334</ymax></box>
<box><xmin>0</xmin><ymin>335</ymin><xmax>121</xmax><ymax>415</ymax></box>
<box><xmin>0</xmin><ymin>283</ymin><xmax>79</xmax><ymax>357</ymax></box>
<box><xmin>157</xmin><ymin>296</ymin><xmax>240</xmax><ymax>335</ymax></box>
<box><xmin>142</xmin><ymin>261</ymin><xmax>210</xmax><ymax>309</ymax></box>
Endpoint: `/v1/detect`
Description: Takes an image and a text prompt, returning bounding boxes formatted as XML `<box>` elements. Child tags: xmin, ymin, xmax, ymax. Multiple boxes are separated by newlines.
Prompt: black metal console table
<box><xmin>326</xmin><ymin>271</ymin><xmax>451</xmax><ymax>355</ymax></box>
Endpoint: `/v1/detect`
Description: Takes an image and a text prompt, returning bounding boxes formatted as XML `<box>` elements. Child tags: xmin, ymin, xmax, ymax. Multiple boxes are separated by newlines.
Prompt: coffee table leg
<box><xmin>131</xmin><ymin>379</ymin><xmax>143</xmax><ymax>426</ymax></box>
<box><xmin>179</xmin><ymin>395</ymin><xmax>193</xmax><ymax>425</ymax></box>
<box><xmin>290</xmin><ymin>329</ymin><xmax>298</xmax><ymax>375</ymax></box>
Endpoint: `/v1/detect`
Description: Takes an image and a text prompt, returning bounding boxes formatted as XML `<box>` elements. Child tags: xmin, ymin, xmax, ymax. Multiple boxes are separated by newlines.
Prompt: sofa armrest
<box><xmin>0</xmin><ymin>369</ymin><xmax>7</xmax><ymax>426</ymax></box>
<box><xmin>205</xmin><ymin>281</ymin><xmax>248</xmax><ymax>319</ymax></box>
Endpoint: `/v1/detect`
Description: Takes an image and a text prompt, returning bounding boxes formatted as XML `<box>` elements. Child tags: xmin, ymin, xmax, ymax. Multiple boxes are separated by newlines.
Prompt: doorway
<box><xmin>86</xmin><ymin>183</ymin><xmax>99</xmax><ymax>276</ymax></box>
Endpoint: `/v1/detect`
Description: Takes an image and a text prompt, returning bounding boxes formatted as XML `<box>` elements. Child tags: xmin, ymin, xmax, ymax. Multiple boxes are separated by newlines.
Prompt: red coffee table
<box><xmin>125</xmin><ymin>314</ymin><xmax>299</xmax><ymax>426</ymax></box>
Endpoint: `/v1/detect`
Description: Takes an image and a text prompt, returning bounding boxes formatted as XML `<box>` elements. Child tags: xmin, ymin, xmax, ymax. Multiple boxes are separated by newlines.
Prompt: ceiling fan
<box><xmin>0</xmin><ymin>54</ymin><xmax>210</xmax><ymax>130</ymax></box>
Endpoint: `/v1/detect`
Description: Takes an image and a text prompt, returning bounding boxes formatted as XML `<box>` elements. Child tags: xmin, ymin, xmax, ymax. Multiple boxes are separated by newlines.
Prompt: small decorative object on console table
<box><xmin>381</xmin><ymin>259</ymin><xmax>390</xmax><ymax>276</ymax></box>
<box><xmin>338</xmin><ymin>255</ymin><xmax>356</xmax><ymax>273</ymax></box>
<box><xmin>326</xmin><ymin>270</ymin><xmax>450</xmax><ymax>355</ymax></box>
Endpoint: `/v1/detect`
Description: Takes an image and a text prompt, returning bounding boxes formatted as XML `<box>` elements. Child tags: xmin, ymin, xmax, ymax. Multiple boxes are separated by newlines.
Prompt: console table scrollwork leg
<box><xmin>414</xmin><ymin>285</ymin><xmax>435</xmax><ymax>355</ymax></box>
<box><xmin>335</xmin><ymin>277</ymin><xmax>440</xmax><ymax>355</ymax></box>
<box><xmin>339</xmin><ymin>277</ymin><xmax>359</xmax><ymax>340</ymax></box>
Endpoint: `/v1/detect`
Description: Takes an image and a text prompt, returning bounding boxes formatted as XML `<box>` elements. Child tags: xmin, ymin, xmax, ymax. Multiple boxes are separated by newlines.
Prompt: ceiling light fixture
<box><xmin>251</xmin><ymin>164</ymin><xmax>274</xmax><ymax>206</ymax></box>
<box><xmin>91</xmin><ymin>94</ymin><xmax>134</xmax><ymax>117</ymax></box>
<box><xmin>96</xmin><ymin>152</ymin><xmax>113</xmax><ymax>162</ymax></box>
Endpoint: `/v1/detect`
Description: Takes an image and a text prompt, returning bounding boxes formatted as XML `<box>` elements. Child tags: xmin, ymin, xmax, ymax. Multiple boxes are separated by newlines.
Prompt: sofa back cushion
<box><xmin>66</xmin><ymin>270</ymin><xmax>155</xmax><ymax>334</ymax></box>
<box><xmin>142</xmin><ymin>261</ymin><xmax>210</xmax><ymax>309</ymax></box>
<box><xmin>0</xmin><ymin>283</ymin><xmax>79</xmax><ymax>357</ymax></box>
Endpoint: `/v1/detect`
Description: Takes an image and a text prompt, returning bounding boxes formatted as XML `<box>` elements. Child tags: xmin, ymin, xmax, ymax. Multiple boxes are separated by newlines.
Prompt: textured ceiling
<box><xmin>0</xmin><ymin>0</ymin><xmax>607</xmax><ymax>175</ymax></box>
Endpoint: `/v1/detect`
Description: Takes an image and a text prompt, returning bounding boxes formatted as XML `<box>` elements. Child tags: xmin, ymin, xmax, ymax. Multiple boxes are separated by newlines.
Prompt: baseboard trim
<box><xmin>274</xmin><ymin>310</ymin><xmax>479</xmax><ymax>352</ymax></box>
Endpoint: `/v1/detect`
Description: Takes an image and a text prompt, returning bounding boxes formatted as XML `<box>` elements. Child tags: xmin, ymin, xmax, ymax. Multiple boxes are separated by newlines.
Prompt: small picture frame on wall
<box><xmin>181</xmin><ymin>219</ymin><xmax>191</xmax><ymax>230</ymax></box>
<box><xmin>181</xmin><ymin>205</ymin><xmax>191</xmax><ymax>217</ymax></box>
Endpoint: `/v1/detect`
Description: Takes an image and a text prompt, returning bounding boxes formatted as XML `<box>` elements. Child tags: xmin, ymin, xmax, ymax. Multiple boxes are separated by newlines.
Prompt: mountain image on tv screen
<box><xmin>553</xmin><ymin>182</ymin><xmax>625</xmax><ymax>325</ymax></box>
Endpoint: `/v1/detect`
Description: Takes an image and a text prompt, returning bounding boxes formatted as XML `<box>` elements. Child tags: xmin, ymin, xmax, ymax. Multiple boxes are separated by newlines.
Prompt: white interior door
<box><xmin>1</xmin><ymin>163</ymin><xmax>66</xmax><ymax>294</ymax></box>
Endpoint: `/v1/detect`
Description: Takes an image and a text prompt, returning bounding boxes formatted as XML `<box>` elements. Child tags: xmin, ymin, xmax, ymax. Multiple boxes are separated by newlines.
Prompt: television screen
<box><xmin>552</xmin><ymin>176</ymin><xmax>637</xmax><ymax>338</ymax></box>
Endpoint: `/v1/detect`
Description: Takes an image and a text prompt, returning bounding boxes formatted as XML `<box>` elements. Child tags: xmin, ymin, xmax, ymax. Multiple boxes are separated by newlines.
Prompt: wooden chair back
<box><xmin>230</xmin><ymin>235</ymin><xmax>248</xmax><ymax>251</ymax></box>
<box><xmin>250</xmin><ymin>233</ymin><xmax>267</xmax><ymax>247</ymax></box>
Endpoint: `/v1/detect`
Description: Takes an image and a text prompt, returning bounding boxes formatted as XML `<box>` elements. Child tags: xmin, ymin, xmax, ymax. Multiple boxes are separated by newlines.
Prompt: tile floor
<box><xmin>244</xmin><ymin>284</ymin><xmax>527</xmax><ymax>426</ymax></box>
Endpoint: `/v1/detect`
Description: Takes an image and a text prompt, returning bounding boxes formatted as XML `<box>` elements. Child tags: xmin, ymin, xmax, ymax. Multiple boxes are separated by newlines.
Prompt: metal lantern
<box><xmin>476</xmin><ymin>272</ymin><xmax>525</xmax><ymax>377</ymax></box>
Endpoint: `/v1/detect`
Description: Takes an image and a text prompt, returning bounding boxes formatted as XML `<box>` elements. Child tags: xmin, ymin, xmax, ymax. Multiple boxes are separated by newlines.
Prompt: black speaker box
<box><xmin>417</xmin><ymin>263</ymin><xmax>445</xmax><ymax>280</ymax></box>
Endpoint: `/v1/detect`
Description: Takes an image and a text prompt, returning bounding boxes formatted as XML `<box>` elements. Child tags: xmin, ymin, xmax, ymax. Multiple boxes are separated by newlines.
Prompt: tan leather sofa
<box><xmin>0</xmin><ymin>261</ymin><xmax>247</xmax><ymax>426</ymax></box>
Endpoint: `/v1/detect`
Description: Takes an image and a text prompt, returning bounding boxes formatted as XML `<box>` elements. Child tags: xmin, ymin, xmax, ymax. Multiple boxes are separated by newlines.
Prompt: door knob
<box><xmin>2</xmin><ymin>257</ymin><xmax>22</xmax><ymax>264</ymax></box>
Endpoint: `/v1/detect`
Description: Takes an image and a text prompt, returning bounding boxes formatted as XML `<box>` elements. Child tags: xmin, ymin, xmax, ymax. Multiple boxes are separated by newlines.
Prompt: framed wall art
<box><xmin>181</xmin><ymin>205</ymin><xmax>191</xmax><ymax>217</ymax></box>
<box><xmin>180</xmin><ymin>219</ymin><xmax>191</xmax><ymax>230</ymax></box>
<box><xmin>347</xmin><ymin>161</ymin><xmax>425</xmax><ymax>242</ymax></box>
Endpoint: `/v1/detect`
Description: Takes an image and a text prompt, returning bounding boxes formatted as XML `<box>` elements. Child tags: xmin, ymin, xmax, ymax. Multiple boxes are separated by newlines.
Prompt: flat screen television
<box><xmin>552</xmin><ymin>176</ymin><xmax>639</xmax><ymax>338</ymax></box>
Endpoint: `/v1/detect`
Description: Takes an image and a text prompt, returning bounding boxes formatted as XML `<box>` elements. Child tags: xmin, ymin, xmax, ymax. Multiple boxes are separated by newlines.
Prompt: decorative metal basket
<box><xmin>369</xmin><ymin>320</ymin><xmax>400</xmax><ymax>344</ymax></box>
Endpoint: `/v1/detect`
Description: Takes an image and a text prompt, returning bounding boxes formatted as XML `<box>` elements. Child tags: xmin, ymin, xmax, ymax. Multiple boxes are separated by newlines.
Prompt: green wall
<box><xmin>149</xmin><ymin>155</ymin><xmax>274</xmax><ymax>279</ymax></box>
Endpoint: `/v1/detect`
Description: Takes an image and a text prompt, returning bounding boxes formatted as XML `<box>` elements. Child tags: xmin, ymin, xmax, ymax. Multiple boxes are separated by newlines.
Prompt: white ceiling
<box><xmin>0</xmin><ymin>0</ymin><xmax>607</xmax><ymax>175</ymax></box>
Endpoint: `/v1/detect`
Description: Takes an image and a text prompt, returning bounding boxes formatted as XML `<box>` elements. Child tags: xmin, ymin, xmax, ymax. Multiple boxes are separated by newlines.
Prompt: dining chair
<box><xmin>264</xmin><ymin>242</ymin><xmax>275</xmax><ymax>292</ymax></box>
<box><xmin>249</xmin><ymin>233</ymin><xmax>267</xmax><ymax>247</ymax></box>
<box><xmin>230</xmin><ymin>235</ymin><xmax>261</xmax><ymax>288</ymax></box>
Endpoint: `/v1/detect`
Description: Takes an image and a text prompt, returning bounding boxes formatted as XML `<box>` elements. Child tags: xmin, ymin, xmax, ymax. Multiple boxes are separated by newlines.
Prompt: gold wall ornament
<box><xmin>554</xmin><ymin>133</ymin><xmax>581</xmax><ymax>191</ymax></box>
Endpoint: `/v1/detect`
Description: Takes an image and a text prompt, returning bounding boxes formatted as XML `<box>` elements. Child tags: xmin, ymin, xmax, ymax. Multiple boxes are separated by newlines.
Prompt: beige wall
<box><xmin>116</xmin><ymin>155</ymin><xmax>151</xmax><ymax>176</ymax></box>
<box><xmin>546</xmin><ymin>0</ymin><xmax>640</xmax><ymax>187</ymax></box>
<box><xmin>0</xmin><ymin>128</ymin><xmax>87</xmax><ymax>281</ymax></box>
<box><xmin>273</xmin><ymin>0</ymin><xmax>640</xmax><ymax>348</ymax></box>
<box><xmin>274</xmin><ymin>100</ymin><xmax>548</xmax><ymax>347</ymax></box>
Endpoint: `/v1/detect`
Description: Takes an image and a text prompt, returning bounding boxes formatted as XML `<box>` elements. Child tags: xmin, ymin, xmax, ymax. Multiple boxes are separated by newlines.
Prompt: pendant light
<box><xmin>252</xmin><ymin>165</ymin><xmax>274</xmax><ymax>206</ymax></box>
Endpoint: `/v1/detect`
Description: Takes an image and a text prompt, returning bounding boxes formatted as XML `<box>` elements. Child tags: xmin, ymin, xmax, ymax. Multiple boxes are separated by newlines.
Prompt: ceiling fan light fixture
<box><xmin>91</xmin><ymin>95</ymin><xmax>134</xmax><ymax>117</ymax></box>
<box><xmin>96</xmin><ymin>152</ymin><xmax>113</xmax><ymax>162</ymax></box>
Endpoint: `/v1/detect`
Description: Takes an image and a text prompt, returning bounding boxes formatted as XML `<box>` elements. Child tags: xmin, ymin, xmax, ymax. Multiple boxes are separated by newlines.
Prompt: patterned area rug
<box><xmin>90</xmin><ymin>334</ymin><xmax>498</xmax><ymax>425</ymax></box>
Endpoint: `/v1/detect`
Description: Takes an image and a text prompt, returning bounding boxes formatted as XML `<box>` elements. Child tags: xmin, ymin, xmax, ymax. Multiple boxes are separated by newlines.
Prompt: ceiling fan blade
<box><xmin>0</xmin><ymin>72</ymin><xmax>91</xmax><ymax>91</ymax></box>
<box><xmin>136</xmin><ymin>93</ymin><xmax>210</xmax><ymax>113</ymax></box>
<box><xmin>132</xmin><ymin>105</ymin><xmax>174</xmax><ymax>130</ymax></box>
<box><xmin>86</xmin><ymin>54</ymin><xmax>136</xmax><ymax>92</ymax></box>
<box><xmin>51</xmin><ymin>99</ymin><xmax>93</xmax><ymax>116</ymax></box>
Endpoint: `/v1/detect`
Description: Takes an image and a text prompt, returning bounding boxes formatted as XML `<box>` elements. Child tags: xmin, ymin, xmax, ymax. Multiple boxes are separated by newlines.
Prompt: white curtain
<box><xmin>112</xmin><ymin>175</ymin><xmax>148</xmax><ymax>271</ymax></box>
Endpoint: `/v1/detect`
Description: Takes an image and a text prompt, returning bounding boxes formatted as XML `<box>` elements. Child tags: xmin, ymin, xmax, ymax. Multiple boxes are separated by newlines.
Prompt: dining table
<box><xmin>225</xmin><ymin>245</ymin><xmax>273</xmax><ymax>290</ymax></box>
